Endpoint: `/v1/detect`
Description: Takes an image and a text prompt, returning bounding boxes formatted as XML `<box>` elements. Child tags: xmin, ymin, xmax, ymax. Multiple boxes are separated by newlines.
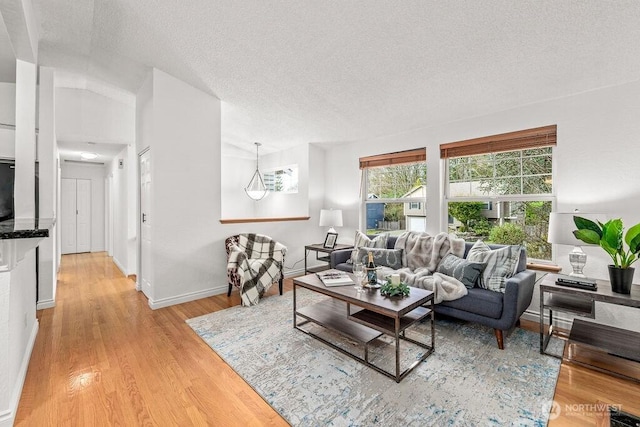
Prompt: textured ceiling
<box><xmin>25</xmin><ymin>0</ymin><xmax>640</xmax><ymax>153</ymax></box>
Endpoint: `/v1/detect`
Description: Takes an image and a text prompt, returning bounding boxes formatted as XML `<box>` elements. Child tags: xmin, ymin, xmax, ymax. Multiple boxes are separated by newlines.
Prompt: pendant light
<box><xmin>245</xmin><ymin>142</ymin><xmax>269</xmax><ymax>201</ymax></box>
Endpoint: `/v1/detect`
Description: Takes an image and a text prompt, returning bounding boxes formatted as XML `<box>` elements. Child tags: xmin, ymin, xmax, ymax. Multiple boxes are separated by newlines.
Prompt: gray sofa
<box><xmin>330</xmin><ymin>235</ymin><xmax>536</xmax><ymax>349</ymax></box>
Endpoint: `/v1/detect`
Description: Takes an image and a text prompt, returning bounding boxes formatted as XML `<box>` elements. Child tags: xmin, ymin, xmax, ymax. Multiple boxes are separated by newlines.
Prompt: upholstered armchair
<box><xmin>225</xmin><ymin>233</ymin><xmax>287</xmax><ymax>306</ymax></box>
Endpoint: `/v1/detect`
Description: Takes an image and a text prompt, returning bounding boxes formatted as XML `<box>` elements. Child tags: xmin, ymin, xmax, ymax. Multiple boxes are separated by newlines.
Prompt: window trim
<box><xmin>440</xmin><ymin>125</ymin><xmax>557</xmax><ymax>159</ymax></box>
<box><xmin>359</xmin><ymin>148</ymin><xmax>426</xmax><ymax>169</ymax></box>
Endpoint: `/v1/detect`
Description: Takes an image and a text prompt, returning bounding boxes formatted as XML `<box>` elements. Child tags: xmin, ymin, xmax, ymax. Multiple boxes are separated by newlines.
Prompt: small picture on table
<box><xmin>323</xmin><ymin>232</ymin><xmax>338</xmax><ymax>248</ymax></box>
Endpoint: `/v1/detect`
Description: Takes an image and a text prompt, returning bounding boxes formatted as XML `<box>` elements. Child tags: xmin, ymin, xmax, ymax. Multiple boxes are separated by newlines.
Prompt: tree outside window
<box><xmin>447</xmin><ymin>147</ymin><xmax>553</xmax><ymax>260</ymax></box>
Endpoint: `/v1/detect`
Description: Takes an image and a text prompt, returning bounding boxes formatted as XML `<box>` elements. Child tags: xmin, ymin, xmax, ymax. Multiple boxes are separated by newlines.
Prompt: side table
<box><xmin>304</xmin><ymin>243</ymin><xmax>353</xmax><ymax>274</ymax></box>
<box><xmin>539</xmin><ymin>273</ymin><xmax>640</xmax><ymax>382</ymax></box>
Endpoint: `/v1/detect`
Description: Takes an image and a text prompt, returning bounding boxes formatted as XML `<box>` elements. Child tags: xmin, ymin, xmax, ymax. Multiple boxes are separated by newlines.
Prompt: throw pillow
<box><xmin>355</xmin><ymin>248</ymin><xmax>403</xmax><ymax>270</ymax></box>
<box><xmin>350</xmin><ymin>231</ymin><xmax>389</xmax><ymax>263</ymax></box>
<box><xmin>466</xmin><ymin>240</ymin><xmax>522</xmax><ymax>293</ymax></box>
<box><xmin>436</xmin><ymin>254</ymin><xmax>487</xmax><ymax>289</ymax></box>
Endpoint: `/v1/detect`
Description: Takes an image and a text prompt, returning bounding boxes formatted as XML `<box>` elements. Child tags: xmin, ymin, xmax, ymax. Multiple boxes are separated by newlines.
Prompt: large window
<box><xmin>360</xmin><ymin>149</ymin><xmax>427</xmax><ymax>235</ymax></box>
<box><xmin>442</xmin><ymin>125</ymin><xmax>556</xmax><ymax>260</ymax></box>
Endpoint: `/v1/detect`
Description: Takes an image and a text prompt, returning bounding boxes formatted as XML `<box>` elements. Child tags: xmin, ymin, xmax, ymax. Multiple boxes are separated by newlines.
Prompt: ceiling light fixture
<box><xmin>80</xmin><ymin>152</ymin><xmax>98</xmax><ymax>160</ymax></box>
<box><xmin>244</xmin><ymin>142</ymin><xmax>269</xmax><ymax>201</ymax></box>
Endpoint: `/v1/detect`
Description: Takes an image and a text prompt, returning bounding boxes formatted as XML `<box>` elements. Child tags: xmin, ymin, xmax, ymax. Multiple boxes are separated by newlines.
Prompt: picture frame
<box><xmin>323</xmin><ymin>232</ymin><xmax>338</xmax><ymax>249</ymax></box>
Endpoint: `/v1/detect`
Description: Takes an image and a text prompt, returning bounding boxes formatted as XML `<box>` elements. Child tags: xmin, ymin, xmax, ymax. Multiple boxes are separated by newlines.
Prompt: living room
<box><xmin>1</xmin><ymin>1</ymin><xmax>640</xmax><ymax>426</ymax></box>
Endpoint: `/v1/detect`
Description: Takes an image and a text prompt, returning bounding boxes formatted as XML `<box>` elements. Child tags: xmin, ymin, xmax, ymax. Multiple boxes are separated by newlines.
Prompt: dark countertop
<box><xmin>0</xmin><ymin>218</ymin><xmax>55</xmax><ymax>239</ymax></box>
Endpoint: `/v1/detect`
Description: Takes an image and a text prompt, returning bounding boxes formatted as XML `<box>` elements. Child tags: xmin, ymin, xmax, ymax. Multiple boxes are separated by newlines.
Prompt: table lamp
<box><xmin>319</xmin><ymin>209</ymin><xmax>343</xmax><ymax>234</ymax></box>
<box><xmin>547</xmin><ymin>212</ymin><xmax>604</xmax><ymax>277</ymax></box>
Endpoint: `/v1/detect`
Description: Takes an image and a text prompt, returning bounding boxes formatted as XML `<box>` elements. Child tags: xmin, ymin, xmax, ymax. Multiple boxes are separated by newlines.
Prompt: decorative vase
<box><xmin>607</xmin><ymin>265</ymin><xmax>634</xmax><ymax>294</ymax></box>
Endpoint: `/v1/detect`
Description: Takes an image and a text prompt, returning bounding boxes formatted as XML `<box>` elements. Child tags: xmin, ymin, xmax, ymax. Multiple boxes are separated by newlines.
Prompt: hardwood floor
<box><xmin>15</xmin><ymin>252</ymin><xmax>288</xmax><ymax>426</ymax></box>
<box><xmin>15</xmin><ymin>253</ymin><xmax>639</xmax><ymax>426</ymax></box>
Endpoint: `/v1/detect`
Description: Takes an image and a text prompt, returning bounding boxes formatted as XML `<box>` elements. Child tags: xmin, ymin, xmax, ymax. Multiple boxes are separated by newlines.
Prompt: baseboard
<box><xmin>36</xmin><ymin>299</ymin><xmax>55</xmax><ymax>310</ymax></box>
<box><xmin>0</xmin><ymin>320</ymin><xmax>39</xmax><ymax>427</ymax></box>
<box><xmin>521</xmin><ymin>309</ymin><xmax>573</xmax><ymax>331</ymax></box>
<box><xmin>112</xmin><ymin>257</ymin><xmax>126</xmax><ymax>277</ymax></box>
<box><xmin>147</xmin><ymin>285</ymin><xmax>227</xmax><ymax>310</ymax></box>
<box><xmin>284</xmin><ymin>268</ymin><xmax>305</xmax><ymax>278</ymax></box>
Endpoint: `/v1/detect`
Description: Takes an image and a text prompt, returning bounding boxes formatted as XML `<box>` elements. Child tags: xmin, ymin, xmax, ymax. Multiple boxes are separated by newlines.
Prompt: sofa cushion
<box><xmin>466</xmin><ymin>240</ymin><xmax>521</xmax><ymax>293</ymax></box>
<box><xmin>439</xmin><ymin>287</ymin><xmax>504</xmax><ymax>319</ymax></box>
<box><xmin>436</xmin><ymin>254</ymin><xmax>487</xmax><ymax>289</ymax></box>
<box><xmin>355</xmin><ymin>248</ymin><xmax>403</xmax><ymax>270</ymax></box>
<box><xmin>350</xmin><ymin>231</ymin><xmax>389</xmax><ymax>263</ymax></box>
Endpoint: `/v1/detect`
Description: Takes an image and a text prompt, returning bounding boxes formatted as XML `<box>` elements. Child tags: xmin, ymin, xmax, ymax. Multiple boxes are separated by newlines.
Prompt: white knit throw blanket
<box><xmin>382</xmin><ymin>232</ymin><xmax>467</xmax><ymax>304</ymax></box>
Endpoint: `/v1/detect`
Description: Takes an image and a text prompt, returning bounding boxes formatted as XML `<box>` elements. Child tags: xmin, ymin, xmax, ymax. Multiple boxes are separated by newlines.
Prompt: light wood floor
<box><xmin>15</xmin><ymin>252</ymin><xmax>640</xmax><ymax>426</ymax></box>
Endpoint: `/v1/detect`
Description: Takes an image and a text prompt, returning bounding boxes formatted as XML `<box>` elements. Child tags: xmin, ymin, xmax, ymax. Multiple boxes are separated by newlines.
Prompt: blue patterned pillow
<box><xmin>436</xmin><ymin>254</ymin><xmax>487</xmax><ymax>289</ymax></box>
<box><xmin>466</xmin><ymin>240</ymin><xmax>522</xmax><ymax>292</ymax></box>
<box><xmin>355</xmin><ymin>248</ymin><xmax>403</xmax><ymax>270</ymax></box>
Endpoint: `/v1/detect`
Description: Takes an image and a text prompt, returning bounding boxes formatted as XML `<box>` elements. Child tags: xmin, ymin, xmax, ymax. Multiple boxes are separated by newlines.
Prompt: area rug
<box><xmin>187</xmin><ymin>289</ymin><xmax>562</xmax><ymax>426</ymax></box>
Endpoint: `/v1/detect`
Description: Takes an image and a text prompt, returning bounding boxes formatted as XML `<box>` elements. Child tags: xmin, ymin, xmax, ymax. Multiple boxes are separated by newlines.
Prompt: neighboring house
<box><xmin>366</xmin><ymin>194</ymin><xmax>384</xmax><ymax>230</ymax></box>
<box><xmin>402</xmin><ymin>185</ymin><xmax>426</xmax><ymax>232</ymax></box>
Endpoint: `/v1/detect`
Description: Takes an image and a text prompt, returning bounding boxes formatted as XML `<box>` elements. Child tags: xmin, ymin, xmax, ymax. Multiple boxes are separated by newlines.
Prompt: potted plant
<box><xmin>573</xmin><ymin>216</ymin><xmax>640</xmax><ymax>294</ymax></box>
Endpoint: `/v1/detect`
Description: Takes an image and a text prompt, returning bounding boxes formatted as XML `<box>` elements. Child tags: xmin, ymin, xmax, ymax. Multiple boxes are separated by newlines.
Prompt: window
<box><xmin>360</xmin><ymin>148</ymin><xmax>427</xmax><ymax>235</ymax></box>
<box><xmin>263</xmin><ymin>164</ymin><xmax>298</xmax><ymax>193</ymax></box>
<box><xmin>441</xmin><ymin>125</ymin><xmax>556</xmax><ymax>260</ymax></box>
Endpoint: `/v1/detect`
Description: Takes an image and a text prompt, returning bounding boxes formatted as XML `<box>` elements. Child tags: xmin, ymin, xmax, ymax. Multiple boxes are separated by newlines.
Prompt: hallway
<box><xmin>15</xmin><ymin>252</ymin><xmax>288</xmax><ymax>426</ymax></box>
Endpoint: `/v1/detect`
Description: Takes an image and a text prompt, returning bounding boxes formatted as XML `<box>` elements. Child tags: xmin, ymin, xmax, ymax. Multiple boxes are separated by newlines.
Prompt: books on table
<box><xmin>317</xmin><ymin>271</ymin><xmax>354</xmax><ymax>287</ymax></box>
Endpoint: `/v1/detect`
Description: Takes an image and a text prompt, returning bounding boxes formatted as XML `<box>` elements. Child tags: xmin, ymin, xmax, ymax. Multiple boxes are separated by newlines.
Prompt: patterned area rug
<box><xmin>187</xmin><ymin>289</ymin><xmax>562</xmax><ymax>426</ymax></box>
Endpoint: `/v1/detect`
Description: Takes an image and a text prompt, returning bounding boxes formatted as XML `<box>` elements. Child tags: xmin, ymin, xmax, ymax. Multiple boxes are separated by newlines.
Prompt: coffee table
<box><xmin>293</xmin><ymin>271</ymin><xmax>435</xmax><ymax>382</ymax></box>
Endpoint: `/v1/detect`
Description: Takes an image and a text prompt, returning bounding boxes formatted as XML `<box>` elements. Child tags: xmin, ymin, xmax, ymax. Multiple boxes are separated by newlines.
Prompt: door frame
<box><xmin>137</xmin><ymin>147</ymin><xmax>151</xmax><ymax>294</ymax></box>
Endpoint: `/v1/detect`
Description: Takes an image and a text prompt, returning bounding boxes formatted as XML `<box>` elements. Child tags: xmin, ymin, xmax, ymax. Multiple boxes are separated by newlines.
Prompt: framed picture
<box><xmin>323</xmin><ymin>232</ymin><xmax>338</xmax><ymax>249</ymax></box>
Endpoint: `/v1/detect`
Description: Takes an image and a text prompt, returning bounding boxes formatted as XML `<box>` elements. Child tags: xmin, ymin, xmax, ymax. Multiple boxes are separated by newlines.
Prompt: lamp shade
<box><xmin>547</xmin><ymin>212</ymin><xmax>605</xmax><ymax>246</ymax></box>
<box><xmin>319</xmin><ymin>209</ymin><xmax>343</xmax><ymax>227</ymax></box>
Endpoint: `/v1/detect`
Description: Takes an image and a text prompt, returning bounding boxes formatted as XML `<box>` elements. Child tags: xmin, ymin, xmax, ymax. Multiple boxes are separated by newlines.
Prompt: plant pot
<box><xmin>607</xmin><ymin>265</ymin><xmax>634</xmax><ymax>294</ymax></box>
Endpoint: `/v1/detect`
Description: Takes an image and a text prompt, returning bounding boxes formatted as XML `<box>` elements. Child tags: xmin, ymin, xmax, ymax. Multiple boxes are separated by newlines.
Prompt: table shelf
<box><xmin>349</xmin><ymin>306</ymin><xmax>431</xmax><ymax>335</ymax></box>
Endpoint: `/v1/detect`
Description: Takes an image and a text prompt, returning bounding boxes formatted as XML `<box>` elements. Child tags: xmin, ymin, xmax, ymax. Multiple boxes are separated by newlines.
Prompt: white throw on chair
<box><xmin>225</xmin><ymin>233</ymin><xmax>287</xmax><ymax>306</ymax></box>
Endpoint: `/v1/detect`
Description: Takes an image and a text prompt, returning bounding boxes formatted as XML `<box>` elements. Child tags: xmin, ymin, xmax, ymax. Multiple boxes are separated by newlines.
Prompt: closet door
<box><xmin>61</xmin><ymin>178</ymin><xmax>77</xmax><ymax>255</ymax></box>
<box><xmin>61</xmin><ymin>178</ymin><xmax>92</xmax><ymax>254</ymax></box>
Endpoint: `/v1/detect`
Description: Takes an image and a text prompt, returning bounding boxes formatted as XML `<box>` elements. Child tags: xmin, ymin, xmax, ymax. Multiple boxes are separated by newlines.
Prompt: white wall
<box><xmin>221</xmin><ymin>144</ymin><xmax>310</xmax><ymax>219</ymax></box>
<box><xmin>0</xmin><ymin>83</ymin><xmax>16</xmax><ymax>158</ymax></box>
<box><xmin>133</xmin><ymin>69</ymin><xmax>329</xmax><ymax>308</ymax></box>
<box><xmin>60</xmin><ymin>163</ymin><xmax>106</xmax><ymax>252</ymax></box>
<box><xmin>55</xmin><ymin>88</ymin><xmax>135</xmax><ymax>144</ymax></box>
<box><xmin>106</xmin><ymin>147</ymin><xmax>130</xmax><ymax>275</ymax></box>
<box><xmin>36</xmin><ymin>66</ymin><xmax>58</xmax><ymax>309</ymax></box>
<box><xmin>324</xmin><ymin>78</ymin><xmax>640</xmax><ymax>330</ymax></box>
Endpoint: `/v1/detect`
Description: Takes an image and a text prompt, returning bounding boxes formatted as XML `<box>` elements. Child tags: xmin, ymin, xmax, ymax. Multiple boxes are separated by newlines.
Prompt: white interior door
<box><xmin>139</xmin><ymin>150</ymin><xmax>152</xmax><ymax>298</ymax></box>
<box><xmin>61</xmin><ymin>178</ymin><xmax>77</xmax><ymax>255</ymax></box>
<box><xmin>76</xmin><ymin>179</ymin><xmax>91</xmax><ymax>253</ymax></box>
<box><xmin>61</xmin><ymin>178</ymin><xmax>91</xmax><ymax>254</ymax></box>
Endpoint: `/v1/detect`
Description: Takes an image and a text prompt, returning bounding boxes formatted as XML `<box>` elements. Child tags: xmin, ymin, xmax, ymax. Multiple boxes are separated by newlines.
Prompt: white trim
<box><xmin>147</xmin><ymin>286</ymin><xmax>226</xmax><ymax>310</ymax></box>
<box><xmin>36</xmin><ymin>299</ymin><xmax>56</xmax><ymax>310</ymax></box>
<box><xmin>112</xmin><ymin>256</ymin><xmax>127</xmax><ymax>276</ymax></box>
<box><xmin>0</xmin><ymin>320</ymin><xmax>39</xmax><ymax>427</ymax></box>
<box><xmin>522</xmin><ymin>309</ymin><xmax>574</xmax><ymax>331</ymax></box>
<box><xmin>284</xmin><ymin>268</ymin><xmax>305</xmax><ymax>278</ymax></box>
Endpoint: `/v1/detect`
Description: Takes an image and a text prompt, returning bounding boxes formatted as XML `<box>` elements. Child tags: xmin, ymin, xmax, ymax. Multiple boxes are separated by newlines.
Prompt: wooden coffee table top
<box><xmin>293</xmin><ymin>271</ymin><xmax>433</xmax><ymax>318</ymax></box>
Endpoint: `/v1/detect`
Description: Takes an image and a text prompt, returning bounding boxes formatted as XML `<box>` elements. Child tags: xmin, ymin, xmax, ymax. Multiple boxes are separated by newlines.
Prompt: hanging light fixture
<box><xmin>245</xmin><ymin>142</ymin><xmax>269</xmax><ymax>201</ymax></box>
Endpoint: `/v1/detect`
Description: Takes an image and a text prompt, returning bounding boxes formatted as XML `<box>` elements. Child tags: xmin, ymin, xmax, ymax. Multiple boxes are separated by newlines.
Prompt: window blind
<box><xmin>359</xmin><ymin>148</ymin><xmax>426</xmax><ymax>169</ymax></box>
<box><xmin>439</xmin><ymin>125</ymin><xmax>557</xmax><ymax>159</ymax></box>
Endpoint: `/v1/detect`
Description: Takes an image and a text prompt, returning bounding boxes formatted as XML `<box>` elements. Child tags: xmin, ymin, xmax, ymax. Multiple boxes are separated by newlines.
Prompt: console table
<box><xmin>304</xmin><ymin>243</ymin><xmax>353</xmax><ymax>274</ymax></box>
<box><xmin>539</xmin><ymin>273</ymin><xmax>640</xmax><ymax>382</ymax></box>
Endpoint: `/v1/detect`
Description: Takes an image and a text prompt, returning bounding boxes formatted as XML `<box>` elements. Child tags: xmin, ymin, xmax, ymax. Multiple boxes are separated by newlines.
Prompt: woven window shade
<box><xmin>359</xmin><ymin>148</ymin><xmax>426</xmax><ymax>169</ymax></box>
<box><xmin>439</xmin><ymin>125</ymin><xmax>557</xmax><ymax>159</ymax></box>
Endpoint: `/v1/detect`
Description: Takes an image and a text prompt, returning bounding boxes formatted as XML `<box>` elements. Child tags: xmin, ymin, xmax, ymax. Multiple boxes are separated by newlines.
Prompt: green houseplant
<box><xmin>573</xmin><ymin>216</ymin><xmax>640</xmax><ymax>294</ymax></box>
